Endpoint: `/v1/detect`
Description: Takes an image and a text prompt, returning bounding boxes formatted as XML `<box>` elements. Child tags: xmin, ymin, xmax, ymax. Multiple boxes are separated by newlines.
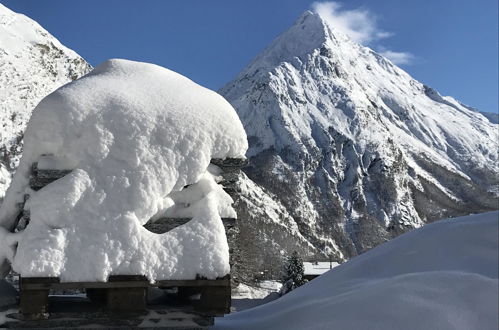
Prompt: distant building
<box><xmin>303</xmin><ymin>261</ymin><xmax>340</xmax><ymax>281</ymax></box>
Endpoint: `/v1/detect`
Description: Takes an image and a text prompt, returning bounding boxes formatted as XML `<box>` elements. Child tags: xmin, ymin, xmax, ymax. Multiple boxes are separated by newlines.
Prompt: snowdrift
<box><xmin>0</xmin><ymin>59</ymin><xmax>247</xmax><ymax>281</ymax></box>
<box><xmin>215</xmin><ymin>211</ymin><xmax>499</xmax><ymax>330</ymax></box>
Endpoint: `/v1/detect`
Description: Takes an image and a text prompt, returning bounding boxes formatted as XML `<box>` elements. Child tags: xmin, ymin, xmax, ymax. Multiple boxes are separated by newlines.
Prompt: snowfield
<box><xmin>0</xmin><ymin>59</ymin><xmax>247</xmax><ymax>281</ymax></box>
<box><xmin>215</xmin><ymin>211</ymin><xmax>499</xmax><ymax>330</ymax></box>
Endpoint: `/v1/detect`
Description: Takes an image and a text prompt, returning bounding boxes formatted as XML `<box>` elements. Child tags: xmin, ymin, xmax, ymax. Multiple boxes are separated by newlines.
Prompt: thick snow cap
<box><xmin>0</xmin><ymin>59</ymin><xmax>248</xmax><ymax>281</ymax></box>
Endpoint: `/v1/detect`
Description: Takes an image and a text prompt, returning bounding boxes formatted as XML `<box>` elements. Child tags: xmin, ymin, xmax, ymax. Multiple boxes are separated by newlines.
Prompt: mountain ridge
<box><xmin>221</xmin><ymin>10</ymin><xmax>498</xmax><ymax>275</ymax></box>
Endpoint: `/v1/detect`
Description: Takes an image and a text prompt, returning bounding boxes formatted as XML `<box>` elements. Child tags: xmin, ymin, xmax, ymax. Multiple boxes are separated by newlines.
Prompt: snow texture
<box><xmin>303</xmin><ymin>261</ymin><xmax>339</xmax><ymax>276</ymax></box>
<box><xmin>216</xmin><ymin>211</ymin><xmax>499</xmax><ymax>330</ymax></box>
<box><xmin>0</xmin><ymin>59</ymin><xmax>247</xmax><ymax>282</ymax></box>
<box><xmin>231</xmin><ymin>281</ymin><xmax>282</xmax><ymax>312</ymax></box>
<box><xmin>0</xmin><ymin>4</ymin><xmax>91</xmax><ymax>199</ymax></box>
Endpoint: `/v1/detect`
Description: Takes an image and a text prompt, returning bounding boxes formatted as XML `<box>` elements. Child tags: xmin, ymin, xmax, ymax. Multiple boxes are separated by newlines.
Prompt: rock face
<box><xmin>0</xmin><ymin>4</ymin><xmax>92</xmax><ymax>199</ymax></box>
<box><xmin>221</xmin><ymin>11</ymin><xmax>498</xmax><ymax>274</ymax></box>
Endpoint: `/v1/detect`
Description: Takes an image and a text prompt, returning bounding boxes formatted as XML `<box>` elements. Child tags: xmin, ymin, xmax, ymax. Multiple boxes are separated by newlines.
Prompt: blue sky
<box><xmin>2</xmin><ymin>0</ymin><xmax>498</xmax><ymax>113</ymax></box>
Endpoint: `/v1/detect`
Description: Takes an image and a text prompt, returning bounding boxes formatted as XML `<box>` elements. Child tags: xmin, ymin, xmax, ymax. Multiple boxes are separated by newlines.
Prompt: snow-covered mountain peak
<box><xmin>0</xmin><ymin>4</ymin><xmax>72</xmax><ymax>57</ymax></box>
<box><xmin>221</xmin><ymin>10</ymin><xmax>498</xmax><ymax>264</ymax></box>
<box><xmin>237</xmin><ymin>11</ymin><xmax>329</xmax><ymax>77</ymax></box>
<box><xmin>223</xmin><ymin>8</ymin><xmax>497</xmax><ymax>171</ymax></box>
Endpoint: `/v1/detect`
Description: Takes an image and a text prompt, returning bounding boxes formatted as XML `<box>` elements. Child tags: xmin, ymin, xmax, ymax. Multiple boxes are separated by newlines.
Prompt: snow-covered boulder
<box><xmin>215</xmin><ymin>211</ymin><xmax>499</xmax><ymax>330</ymax></box>
<box><xmin>0</xmin><ymin>59</ymin><xmax>248</xmax><ymax>282</ymax></box>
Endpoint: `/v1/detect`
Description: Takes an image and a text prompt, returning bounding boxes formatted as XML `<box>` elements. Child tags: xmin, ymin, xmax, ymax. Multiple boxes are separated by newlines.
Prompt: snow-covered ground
<box><xmin>231</xmin><ymin>281</ymin><xmax>282</xmax><ymax>312</ymax></box>
<box><xmin>0</xmin><ymin>59</ymin><xmax>248</xmax><ymax>281</ymax></box>
<box><xmin>215</xmin><ymin>211</ymin><xmax>499</xmax><ymax>330</ymax></box>
<box><xmin>303</xmin><ymin>261</ymin><xmax>339</xmax><ymax>276</ymax></box>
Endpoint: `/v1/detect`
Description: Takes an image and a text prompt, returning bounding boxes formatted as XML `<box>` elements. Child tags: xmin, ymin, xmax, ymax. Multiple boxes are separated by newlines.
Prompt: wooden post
<box><xmin>20</xmin><ymin>289</ymin><xmax>50</xmax><ymax>319</ymax></box>
<box><xmin>177</xmin><ymin>286</ymin><xmax>201</xmax><ymax>302</ymax></box>
<box><xmin>196</xmin><ymin>285</ymin><xmax>231</xmax><ymax>316</ymax></box>
<box><xmin>20</xmin><ymin>277</ymin><xmax>58</xmax><ymax>319</ymax></box>
<box><xmin>86</xmin><ymin>288</ymin><xmax>107</xmax><ymax>305</ymax></box>
<box><xmin>106</xmin><ymin>275</ymin><xmax>148</xmax><ymax>312</ymax></box>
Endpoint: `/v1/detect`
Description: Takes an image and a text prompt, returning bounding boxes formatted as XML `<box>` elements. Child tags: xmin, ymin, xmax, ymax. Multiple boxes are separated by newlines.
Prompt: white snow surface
<box><xmin>232</xmin><ymin>281</ymin><xmax>283</xmax><ymax>301</ymax></box>
<box><xmin>303</xmin><ymin>261</ymin><xmax>339</xmax><ymax>276</ymax></box>
<box><xmin>0</xmin><ymin>59</ymin><xmax>247</xmax><ymax>282</ymax></box>
<box><xmin>231</xmin><ymin>281</ymin><xmax>283</xmax><ymax>312</ymax></box>
<box><xmin>0</xmin><ymin>3</ymin><xmax>91</xmax><ymax>199</ymax></box>
<box><xmin>216</xmin><ymin>211</ymin><xmax>499</xmax><ymax>330</ymax></box>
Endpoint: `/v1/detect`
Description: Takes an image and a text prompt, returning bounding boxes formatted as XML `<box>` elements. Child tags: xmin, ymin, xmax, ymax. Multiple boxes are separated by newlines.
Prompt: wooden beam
<box><xmin>20</xmin><ymin>277</ymin><xmax>230</xmax><ymax>290</ymax></box>
<box><xmin>144</xmin><ymin>217</ymin><xmax>236</xmax><ymax>234</ymax></box>
<box><xmin>107</xmin><ymin>275</ymin><xmax>148</xmax><ymax>311</ymax></box>
<box><xmin>29</xmin><ymin>157</ymin><xmax>248</xmax><ymax>191</ymax></box>
<box><xmin>29</xmin><ymin>163</ymin><xmax>72</xmax><ymax>191</ymax></box>
<box><xmin>154</xmin><ymin>278</ymin><xmax>230</xmax><ymax>288</ymax></box>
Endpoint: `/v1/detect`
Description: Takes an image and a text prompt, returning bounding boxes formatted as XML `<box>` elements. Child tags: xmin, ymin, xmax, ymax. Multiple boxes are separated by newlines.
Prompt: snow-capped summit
<box><xmin>0</xmin><ymin>3</ymin><xmax>91</xmax><ymax>199</ymax></box>
<box><xmin>221</xmin><ymin>11</ymin><xmax>498</xmax><ymax>265</ymax></box>
<box><xmin>239</xmin><ymin>11</ymin><xmax>330</xmax><ymax>75</ymax></box>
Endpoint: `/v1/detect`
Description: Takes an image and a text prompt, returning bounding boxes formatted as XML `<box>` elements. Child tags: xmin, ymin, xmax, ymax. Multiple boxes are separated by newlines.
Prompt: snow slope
<box><xmin>221</xmin><ymin>11</ymin><xmax>499</xmax><ymax>267</ymax></box>
<box><xmin>0</xmin><ymin>3</ymin><xmax>91</xmax><ymax>199</ymax></box>
<box><xmin>215</xmin><ymin>211</ymin><xmax>499</xmax><ymax>330</ymax></box>
<box><xmin>0</xmin><ymin>59</ymin><xmax>247</xmax><ymax>281</ymax></box>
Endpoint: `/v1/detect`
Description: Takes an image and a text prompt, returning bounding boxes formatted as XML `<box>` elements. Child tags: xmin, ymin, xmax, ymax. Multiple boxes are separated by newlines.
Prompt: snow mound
<box><xmin>215</xmin><ymin>211</ymin><xmax>499</xmax><ymax>330</ymax></box>
<box><xmin>0</xmin><ymin>59</ymin><xmax>247</xmax><ymax>282</ymax></box>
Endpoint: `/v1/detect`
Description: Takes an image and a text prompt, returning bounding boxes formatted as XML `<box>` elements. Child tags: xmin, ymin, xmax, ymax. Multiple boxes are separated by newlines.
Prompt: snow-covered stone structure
<box><xmin>0</xmin><ymin>59</ymin><xmax>248</xmax><ymax>284</ymax></box>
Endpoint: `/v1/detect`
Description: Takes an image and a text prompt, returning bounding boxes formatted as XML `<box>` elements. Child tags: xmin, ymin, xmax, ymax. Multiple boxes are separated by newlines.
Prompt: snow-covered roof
<box><xmin>0</xmin><ymin>59</ymin><xmax>248</xmax><ymax>282</ymax></box>
<box><xmin>303</xmin><ymin>261</ymin><xmax>339</xmax><ymax>276</ymax></box>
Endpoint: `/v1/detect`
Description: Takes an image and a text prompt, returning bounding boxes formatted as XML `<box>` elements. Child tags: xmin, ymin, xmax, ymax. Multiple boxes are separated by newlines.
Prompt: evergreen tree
<box><xmin>280</xmin><ymin>251</ymin><xmax>307</xmax><ymax>295</ymax></box>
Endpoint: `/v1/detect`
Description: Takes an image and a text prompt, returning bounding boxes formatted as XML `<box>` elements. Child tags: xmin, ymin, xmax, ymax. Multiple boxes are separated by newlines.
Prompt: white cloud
<box><xmin>311</xmin><ymin>1</ymin><xmax>415</xmax><ymax>65</ymax></box>
<box><xmin>311</xmin><ymin>1</ymin><xmax>388</xmax><ymax>44</ymax></box>
<box><xmin>378</xmin><ymin>50</ymin><xmax>415</xmax><ymax>65</ymax></box>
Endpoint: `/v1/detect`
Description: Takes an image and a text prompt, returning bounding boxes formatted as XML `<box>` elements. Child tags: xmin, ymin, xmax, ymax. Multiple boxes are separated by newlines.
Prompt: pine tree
<box><xmin>280</xmin><ymin>251</ymin><xmax>307</xmax><ymax>295</ymax></box>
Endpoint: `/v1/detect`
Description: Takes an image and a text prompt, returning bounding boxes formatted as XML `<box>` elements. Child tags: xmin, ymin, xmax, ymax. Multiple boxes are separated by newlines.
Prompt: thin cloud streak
<box><xmin>312</xmin><ymin>1</ymin><xmax>415</xmax><ymax>65</ymax></box>
<box><xmin>379</xmin><ymin>50</ymin><xmax>415</xmax><ymax>65</ymax></box>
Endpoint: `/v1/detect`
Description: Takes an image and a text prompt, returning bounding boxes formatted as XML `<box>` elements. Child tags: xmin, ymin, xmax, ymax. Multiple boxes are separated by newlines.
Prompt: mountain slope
<box><xmin>221</xmin><ymin>11</ymin><xmax>498</xmax><ymax>268</ymax></box>
<box><xmin>0</xmin><ymin>4</ymin><xmax>92</xmax><ymax>199</ymax></box>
